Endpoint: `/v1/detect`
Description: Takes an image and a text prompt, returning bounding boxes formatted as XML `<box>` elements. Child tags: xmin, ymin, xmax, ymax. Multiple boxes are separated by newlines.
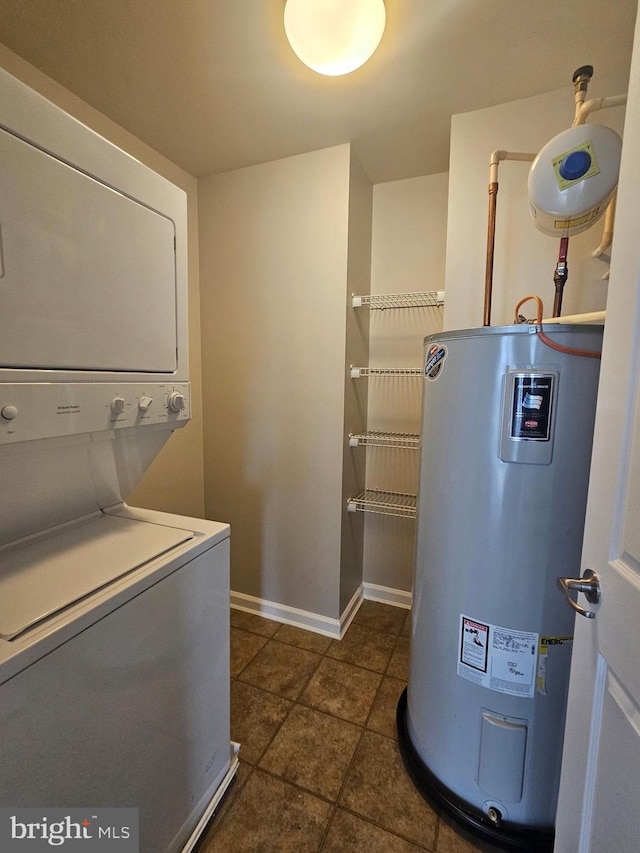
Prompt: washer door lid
<box><xmin>0</xmin><ymin>514</ymin><xmax>192</xmax><ymax>639</ymax></box>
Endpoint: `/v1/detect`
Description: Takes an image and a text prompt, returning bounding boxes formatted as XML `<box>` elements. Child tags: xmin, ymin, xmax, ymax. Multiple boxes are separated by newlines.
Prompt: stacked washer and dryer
<box><xmin>0</xmin><ymin>69</ymin><xmax>235</xmax><ymax>851</ymax></box>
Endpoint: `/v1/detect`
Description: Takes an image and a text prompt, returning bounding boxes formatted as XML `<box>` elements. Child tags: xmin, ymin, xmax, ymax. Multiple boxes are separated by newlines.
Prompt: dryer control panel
<box><xmin>0</xmin><ymin>382</ymin><xmax>190</xmax><ymax>445</ymax></box>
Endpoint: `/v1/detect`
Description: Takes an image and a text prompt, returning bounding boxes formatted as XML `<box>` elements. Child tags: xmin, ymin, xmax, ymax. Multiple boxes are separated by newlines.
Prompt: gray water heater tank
<box><xmin>397</xmin><ymin>324</ymin><xmax>603</xmax><ymax>852</ymax></box>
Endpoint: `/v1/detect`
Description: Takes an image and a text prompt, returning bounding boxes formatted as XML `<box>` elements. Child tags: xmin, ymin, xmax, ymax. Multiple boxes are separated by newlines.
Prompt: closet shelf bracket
<box><xmin>352</xmin><ymin>291</ymin><xmax>445</xmax><ymax>310</ymax></box>
<box><xmin>350</xmin><ymin>366</ymin><xmax>422</xmax><ymax>379</ymax></box>
<box><xmin>348</xmin><ymin>431</ymin><xmax>420</xmax><ymax>449</ymax></box>
<box><xmin>347</xmin><ymin>489</ymin><xmax>417</xmax><ymax>519</ymax></box>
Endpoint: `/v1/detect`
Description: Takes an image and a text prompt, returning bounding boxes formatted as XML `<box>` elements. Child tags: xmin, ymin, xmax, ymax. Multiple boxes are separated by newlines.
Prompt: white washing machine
<box><xmin>0</xmin><ymin>507</ymin><xmax>232</xmax><ymax>852</ymax></box>
<box><xmin>0</xmin><ymin>68</ymin><xmax>236</xmax><ymax>851</ymax></box>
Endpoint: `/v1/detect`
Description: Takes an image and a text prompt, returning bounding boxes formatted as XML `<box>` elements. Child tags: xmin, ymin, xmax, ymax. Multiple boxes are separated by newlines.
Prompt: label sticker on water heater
<box><xmin>536</xmin><ymin>635</ymin><xmax>574</xmax><ymax>695</ymax></box>
<box><xmin>510</xmin><ymin>374</ymin><xmax>555</xmax><ymax>441</ymax></box>
<box><xmin>458</xmin><ymin>615</ymin><xmax>538</xmax><ymax>698</ymax></box>
<box><xmin>460</xmin><ymin>618</ymin><xmax>489</xmax><ymax>672</ymax></box>
<box><xmin>501</xmin><ymin>370</ymin><xmax>559</xmax><ymax>465</ymax></box>
<box><xmin>424</xmin><ymin>343</ymin><xmax>448</xmax><ymax>381</ymax></box>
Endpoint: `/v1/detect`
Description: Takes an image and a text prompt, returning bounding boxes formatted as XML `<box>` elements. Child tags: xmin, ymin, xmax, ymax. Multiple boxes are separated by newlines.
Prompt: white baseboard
<box><xmin>230</xmin><ymin>583</ymin><xmax>411</xmax><ymax>638</ymax></box>
<box><xmin>339</xmin><ymin>583</ymin><xmax>363</xmax><ymax>638</ymax></box>
<box><xmin>230</xmin><ymin>590</ymin><xmax>343</xmax><ymax>638</ymax></box>
<box><xmin>363</xmin><ymin>582</ymin><xmax>412</xmax><ymax>609</ymax></box>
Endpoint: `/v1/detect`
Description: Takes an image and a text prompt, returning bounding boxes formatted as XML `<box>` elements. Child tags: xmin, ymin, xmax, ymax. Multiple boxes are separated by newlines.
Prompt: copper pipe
<box><xmin>484</xmin><ymin>151</ymin><xmax>536</xmax><ymax>327</ymax></box>
<box><xmin>484</xmin><ymin>182</ymin><xmax>498</xmax><ymax>326</ymax></box>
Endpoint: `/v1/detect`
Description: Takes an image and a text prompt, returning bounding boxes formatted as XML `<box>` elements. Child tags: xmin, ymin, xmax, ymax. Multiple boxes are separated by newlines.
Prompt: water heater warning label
<box><xmin>509</xmin><ymin>374</ymin><xmax>555</xmax><ymax>441</ymax></box>
<box><xmin>460</xmin><ymin>618</ymin><xmax>489</xmax><ymax>672</ymax></box>
<box><xmin>458</xmin><ymin>615</ymin><xmax>538</xmax><ymax>698</ymax></box>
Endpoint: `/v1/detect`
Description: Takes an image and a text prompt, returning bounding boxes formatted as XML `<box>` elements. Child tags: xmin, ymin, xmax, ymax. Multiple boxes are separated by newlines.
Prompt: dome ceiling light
<box><xmin>284</xmin><ymin>0</ymin><xmax>386</xmax><ymax>76</ymax></box>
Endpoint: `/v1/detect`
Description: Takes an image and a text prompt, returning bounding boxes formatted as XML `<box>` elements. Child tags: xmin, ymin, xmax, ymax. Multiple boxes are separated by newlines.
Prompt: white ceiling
<box><xmin>0</xmin><ymin>0</ymin><xmax>636</xmax><ymax>183</ymax></box>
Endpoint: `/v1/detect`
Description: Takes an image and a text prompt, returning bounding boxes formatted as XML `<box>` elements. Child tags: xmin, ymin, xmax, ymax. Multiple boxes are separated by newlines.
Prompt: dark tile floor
<box><xmin>195</xmin><ymin>600</ymin><xmax>499</xmax><ymax>853</ymax></box>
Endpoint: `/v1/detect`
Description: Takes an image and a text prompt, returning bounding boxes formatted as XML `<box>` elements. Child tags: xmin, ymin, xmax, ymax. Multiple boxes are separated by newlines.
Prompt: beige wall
<box><xmin>364</xmin><ymin>173</ymin><xmax>449</xmax><ymax>593</ymax></box>
<box><xmin>444</xmin><ymin>85</ymin><xmax>626</xmax><ymax>331</ymax></box>
<box><xmin>0</xmin><ymin>44</ymin><xmax>206</xmax><ymax>519</ymax></box>
<box><xmin>199</xmin><ymin>145</ymin><xmax>364</xmax><ymax>619</ymax></box>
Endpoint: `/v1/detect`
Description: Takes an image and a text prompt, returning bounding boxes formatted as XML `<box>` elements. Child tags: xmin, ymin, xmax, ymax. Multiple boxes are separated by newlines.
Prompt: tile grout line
<box><xmin>316</xmin><ymin>723</ymin><xmax>367</xmax><ymax>852</ymax></box>
<box><xmin>225</xmin><ymin>605</ymin><xmax>435</xmax><ymax>851</ymax></box>
<box><xmin>253</xmin><ymin>633</ymin><xmax>329</xmax><ymax>764</ymax></box>
<box><xmin>237</xmin><ymin>626</ymin><xmax>356</xmax><ymax>852</ymax></box>
<box><xmin>318</xmin><ymin>608</ymin><xmax>409</xmax><ymax>850</ymax></box>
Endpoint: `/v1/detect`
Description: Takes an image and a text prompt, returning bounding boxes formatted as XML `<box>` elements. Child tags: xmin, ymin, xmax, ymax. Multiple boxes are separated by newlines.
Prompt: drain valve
<box><xmin>487</xmin><ymin>806</ymin><xmax>502</xmax><ymax>827</ymax></box>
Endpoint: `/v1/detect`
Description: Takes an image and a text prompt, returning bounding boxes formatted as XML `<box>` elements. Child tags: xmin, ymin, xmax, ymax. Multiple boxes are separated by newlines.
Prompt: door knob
<box><xmin>557</xmin><ymin>569</ymin><xmax>600</xmax><ymax>619</ymax></box>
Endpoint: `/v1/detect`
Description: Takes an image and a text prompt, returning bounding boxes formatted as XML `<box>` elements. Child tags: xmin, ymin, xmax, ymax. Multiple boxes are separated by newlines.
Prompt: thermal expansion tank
<box><xmin>397</xmin><ymin>324</ymin><xmax>603</xmax><ymax>852</ymax></box>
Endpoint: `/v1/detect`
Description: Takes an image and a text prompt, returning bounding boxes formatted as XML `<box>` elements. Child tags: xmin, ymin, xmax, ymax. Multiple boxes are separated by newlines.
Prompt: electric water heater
<box><xmin>398</xmin><ymin>323</ymin><xmax>603</xmax><ymax>852</ymax></box>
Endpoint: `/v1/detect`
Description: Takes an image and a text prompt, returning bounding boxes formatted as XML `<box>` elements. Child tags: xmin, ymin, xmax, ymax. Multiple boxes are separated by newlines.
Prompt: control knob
<box><xmin>167</xmin><ymin>390</ymin><xmax>186</xmax><ymax>414</ymax></box>
<box><xmin>110</xmin><ymin>396</ymin><xmax>126</xmax><ymax>416</ymax></box>
<box><xmin>1</xmin><ymin>405</ymin><xmax>17</xmax><ymax>421</ymax></box>
<box><xmin>138</xmin><ymin>395</ymin><xmax>153</xmax><ymax>412</ymax></box>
